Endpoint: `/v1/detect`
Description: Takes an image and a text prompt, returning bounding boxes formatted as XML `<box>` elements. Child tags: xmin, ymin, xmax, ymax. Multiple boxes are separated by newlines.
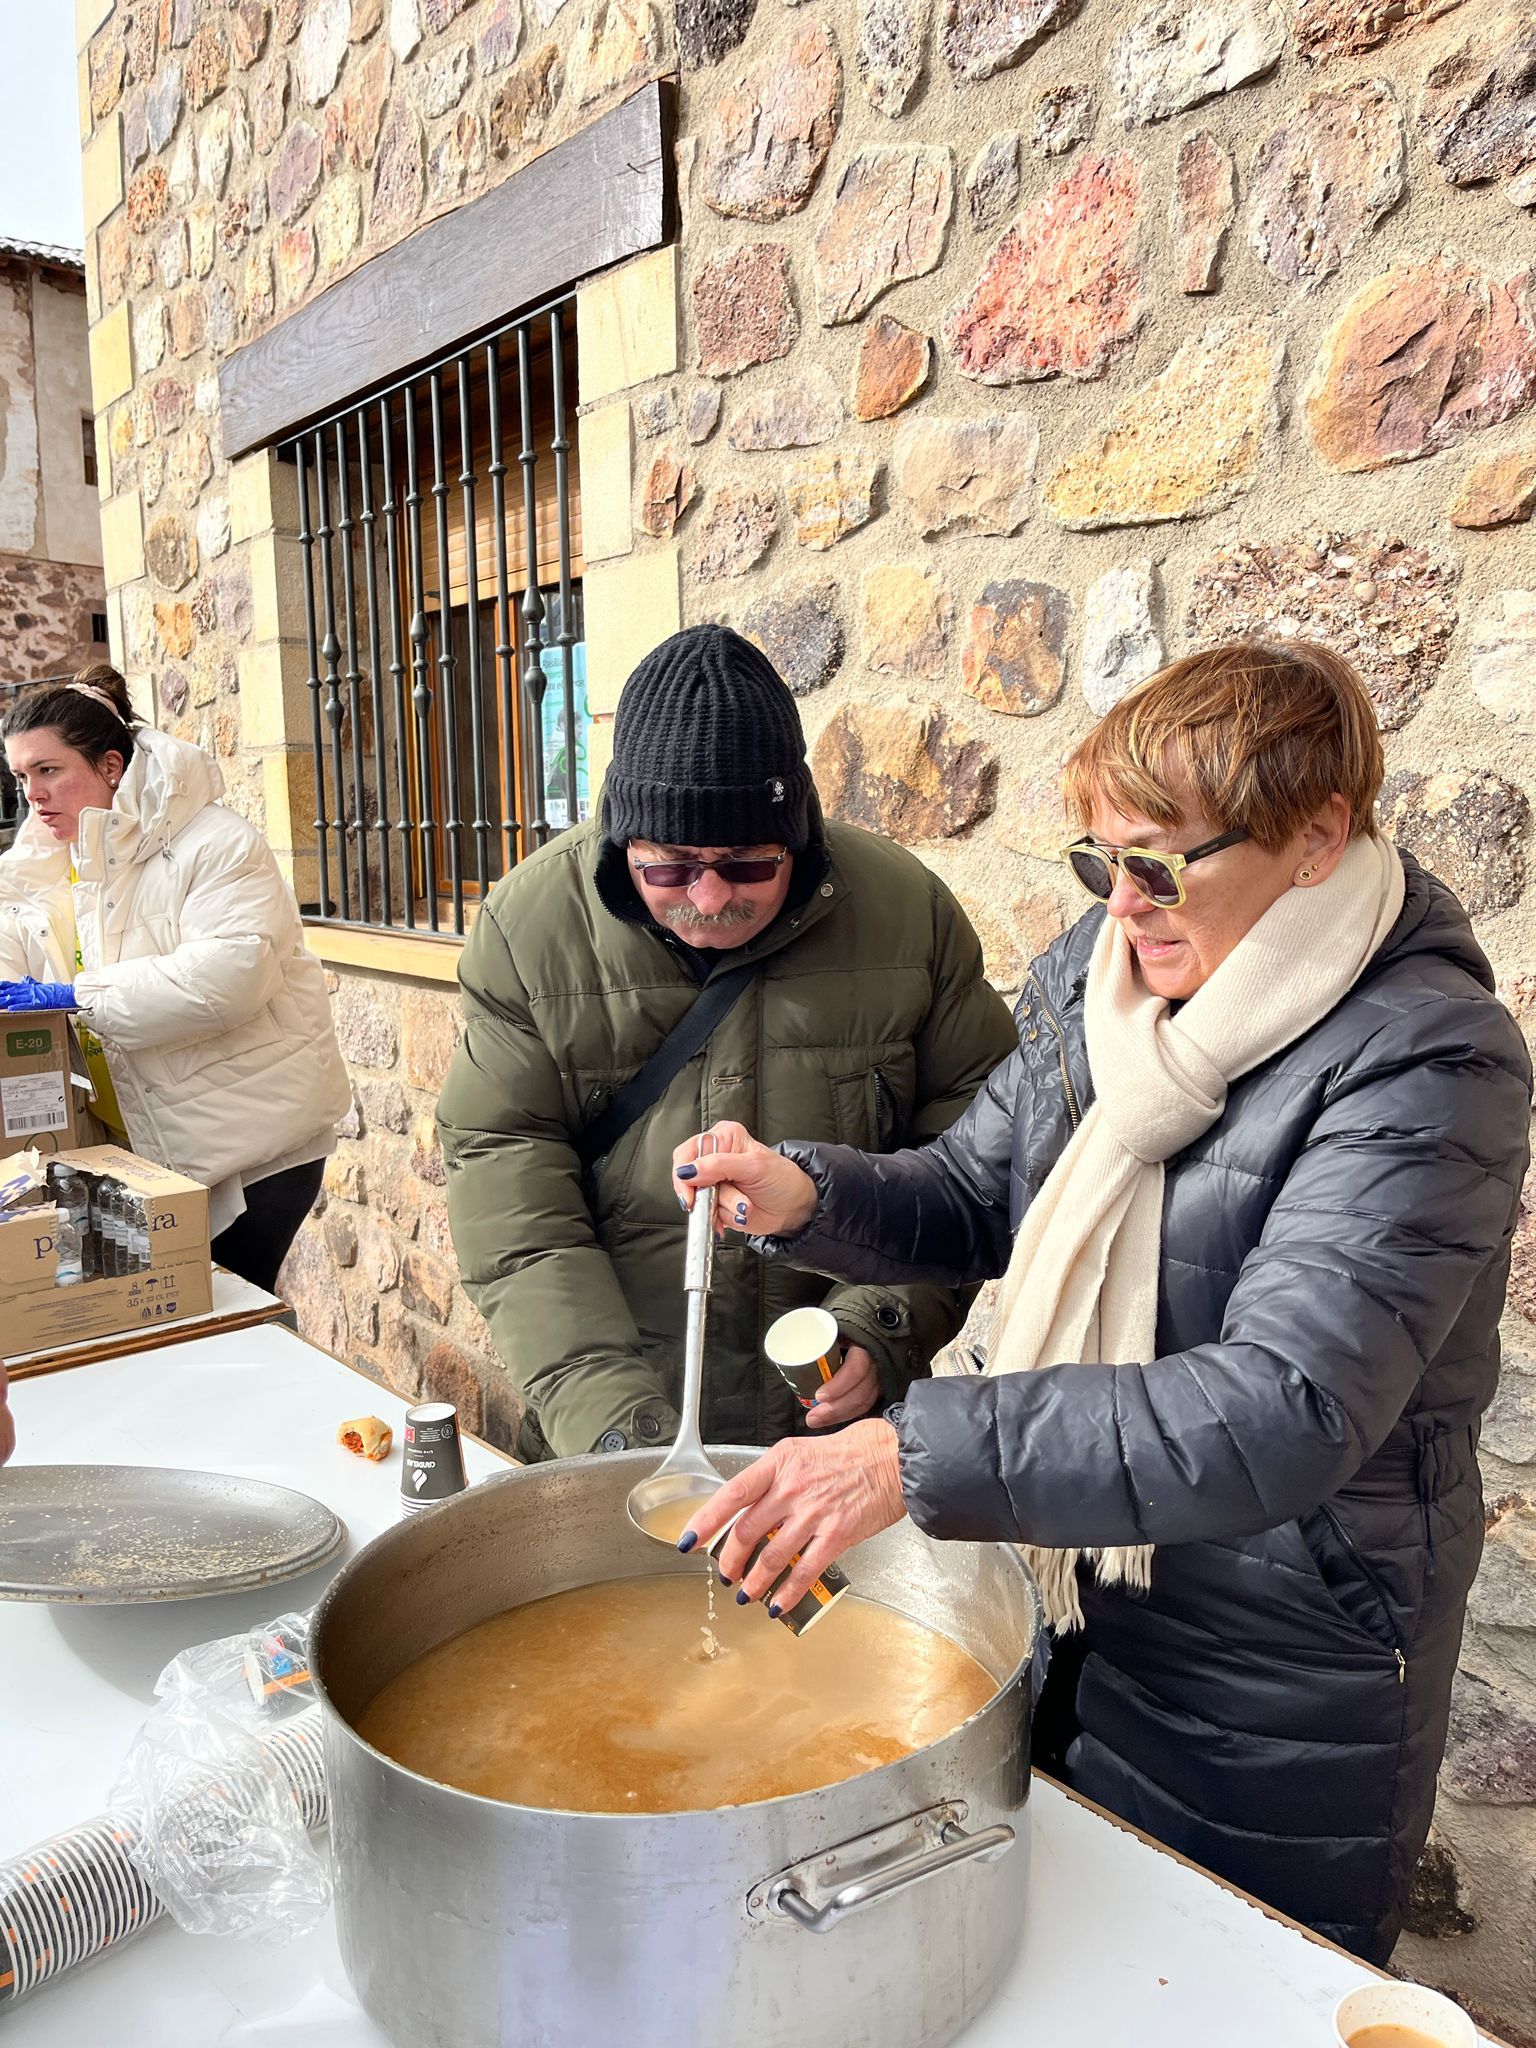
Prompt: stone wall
<box><xmin>75</xmin><ymin>0</ymin><xmax>1536</xmax><ymax>2025</ymax></box>
<box><xmin>661</xmin><ymin>0</ymin><xmax>1536</xmax><ymax>1008</ymax></box>
<box><xmin>290</xmin><ymin>963</ymin><xmax>520</xmax><ymax>1439</ymax></box>
<box><xmin>0</xmin><ymin>555</ymin><xmax>109</xmax><ymax>681</ymax></box>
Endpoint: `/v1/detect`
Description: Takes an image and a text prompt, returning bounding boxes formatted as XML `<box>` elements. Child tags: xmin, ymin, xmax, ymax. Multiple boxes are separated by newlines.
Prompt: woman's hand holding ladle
<box><xmin>672</xmin><ymin>1121</ymin><xmax>819</xmax><ymax>1240</ymax></box>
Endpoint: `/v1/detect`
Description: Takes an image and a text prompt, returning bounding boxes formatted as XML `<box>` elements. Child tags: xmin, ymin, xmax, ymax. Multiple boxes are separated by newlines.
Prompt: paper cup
<box><xmin>764</xmin><ymin>1306</ymin><xmax>841</xmax><ymax>1408</ymax></box>
<box><xmin>400</xmin><ymin>1401</ymin><xmax>467</xmax><ymax>1515</ymax></box>
<box><xmin>770</xmin><ymin>1555</ymin><xmax>852</xmax><ymax>1636</ymax></box>
<box><xmin>704</xmin><ymin>1509</ymin><xmax>852</xmax><ymax>1636</ymax></box>
<box><xmin>1333</xmin><ymin>1979</ymin><xmax>1478</xmax><ymax>2048</ymax></box>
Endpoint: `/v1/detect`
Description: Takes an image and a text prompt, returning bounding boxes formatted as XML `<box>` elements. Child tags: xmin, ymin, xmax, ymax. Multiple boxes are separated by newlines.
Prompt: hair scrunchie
<box><xmin>70</xmin><ymin>681</ymin><xmax>134</xmax><ymax>721</ymax></box>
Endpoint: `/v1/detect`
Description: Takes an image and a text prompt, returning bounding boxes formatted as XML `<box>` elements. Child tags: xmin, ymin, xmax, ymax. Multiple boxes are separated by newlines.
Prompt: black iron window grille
<box><xmin>279</xmin><ymin>294</ymin><xmax>586</xmax><ymax>938</ymax></box>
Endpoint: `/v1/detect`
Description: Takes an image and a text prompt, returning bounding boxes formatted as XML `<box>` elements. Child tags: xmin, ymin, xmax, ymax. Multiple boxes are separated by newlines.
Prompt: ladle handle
<box><xmin>684</xmin><ymin>1184</ymin><xmax>717</xmax><ymax>1295</ymax></box>
<box><xmin>676</xmin><ymin>1188</ymin><xmax>716</xmax><ymax>1451</ymax></box>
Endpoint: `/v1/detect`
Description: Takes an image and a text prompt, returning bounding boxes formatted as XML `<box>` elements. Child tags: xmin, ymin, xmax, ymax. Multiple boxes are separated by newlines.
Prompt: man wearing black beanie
<box><xmin>439</xmin><ymin>626</ymin><xmax>1015</xmax><ymax>1460</ymax></box>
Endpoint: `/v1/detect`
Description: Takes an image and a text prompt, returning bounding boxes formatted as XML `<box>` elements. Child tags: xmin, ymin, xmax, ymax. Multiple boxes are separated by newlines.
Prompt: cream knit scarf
<box><xmin>986</xmin><ymin>833</ymin><xmax>1406</xmax><ymax>1631</ymax></box>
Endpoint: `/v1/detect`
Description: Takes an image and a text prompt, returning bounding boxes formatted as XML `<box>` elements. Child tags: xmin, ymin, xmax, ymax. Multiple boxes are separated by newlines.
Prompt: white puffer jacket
<box><xmin>0</xmin><ymin>725</ymin><xmax>350</xmax><ymax>1188</ymax></box>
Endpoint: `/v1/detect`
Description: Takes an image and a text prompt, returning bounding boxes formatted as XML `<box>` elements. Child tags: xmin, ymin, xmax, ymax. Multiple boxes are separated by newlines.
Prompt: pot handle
<box><xmin>767</xmin><ymin>1818</ymin><xmax>1015</xmax><ymax>1935</ymax></box>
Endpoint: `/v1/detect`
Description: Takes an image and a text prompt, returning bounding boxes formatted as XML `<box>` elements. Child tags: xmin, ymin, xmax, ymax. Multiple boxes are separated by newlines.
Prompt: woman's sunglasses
<box><xmin>1059</xmin><ymin>830</ymin><xmax>1249</xmax><ymax>908</ymax></box>
<box><xmin>630</xmin><ymin>850</ymin><xmax>789</xmax><ymax>888</ymax></box>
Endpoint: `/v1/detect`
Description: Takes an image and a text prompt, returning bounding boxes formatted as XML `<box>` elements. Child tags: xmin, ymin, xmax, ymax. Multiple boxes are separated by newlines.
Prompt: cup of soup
<box><xmin>1333</xmin><ymin>1979</ymin><xmax>1479</xmax><ymax>2048</ymax></box>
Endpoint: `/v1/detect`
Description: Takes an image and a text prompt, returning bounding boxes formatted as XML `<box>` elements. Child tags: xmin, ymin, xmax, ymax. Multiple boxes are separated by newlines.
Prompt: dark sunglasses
<box><xmin>1059</xmin><ymin>830</ymin><xmax>1249</xmax><ymax>908</ymax></box>
<box><xmin>630</xmin><ymin>850</ymin><xmax>789</xmax><ymax>889</ymax></box>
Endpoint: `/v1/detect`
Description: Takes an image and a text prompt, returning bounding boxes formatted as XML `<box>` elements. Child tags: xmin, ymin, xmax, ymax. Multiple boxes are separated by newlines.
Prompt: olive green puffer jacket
<box><xmin>437</xmin><ymin>814</ymin><xmax>1017</xmax><ymax>1457</ymax></box>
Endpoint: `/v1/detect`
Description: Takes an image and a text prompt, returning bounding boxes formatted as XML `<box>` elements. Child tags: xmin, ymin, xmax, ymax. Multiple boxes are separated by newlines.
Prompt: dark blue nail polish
<box><xmin>676</xmin><ymin>1163</ymin><xmax>697</xmax><ymax>1180</ymax></box>
<box><xmin>768</xmin><ymin>1603</ymin><xmax>782</xmax><ymax>1620</ymax></box>
<box><xmin>735</xmin><ymin>1202</ymin><xmax>748</xmax><ymax>1221</ymax></box>
<box><xmin>735</xmin><ymin>1588</ymin><xmax>749</xmax><ymax>1605</ymax></box>
<box><xmin>718</xmin><ymin>1573</ymin><xmax>732</xmax><ymax>1586</ymax></box>
<box><xmin>676</xmin><ymin>1531</ymin><xmax>698</xmax><ymax>1553</ymax></box>
<box><xmin>678</xmin><ymin>1195</ymin><xmax>690</xmax><ymax>1212</ymax></box>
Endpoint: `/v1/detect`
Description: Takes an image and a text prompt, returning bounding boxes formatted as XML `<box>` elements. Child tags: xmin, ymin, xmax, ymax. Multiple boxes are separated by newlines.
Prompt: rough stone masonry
<box><xmin>77</xmin><ymin>1</ymin><xmax>1536</xmax><ymax>2029</ymax></box>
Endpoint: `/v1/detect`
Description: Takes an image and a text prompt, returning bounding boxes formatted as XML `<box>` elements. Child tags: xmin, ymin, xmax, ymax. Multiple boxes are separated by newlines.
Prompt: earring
<box><xmin>1296</xmin><ymin>866</ymin><xmax>1314</xmax><ymax>883</ymax></box>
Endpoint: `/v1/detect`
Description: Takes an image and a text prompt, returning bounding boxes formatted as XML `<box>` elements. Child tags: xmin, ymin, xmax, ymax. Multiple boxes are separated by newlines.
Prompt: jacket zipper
<box><xmin>1026</xmin><ymin>971</ymin><xmax>1082</xmax><ymax>1131</ymax></box>
<box><xmin>873</xmin><ymin>1066</ymin><xmax>899</xmax><ymax>1148</ymax></box>
<box><xmin>1322</xmin><ymin>1504</ymin><xmax>1407</xmax><ymax>1679</ymax></box>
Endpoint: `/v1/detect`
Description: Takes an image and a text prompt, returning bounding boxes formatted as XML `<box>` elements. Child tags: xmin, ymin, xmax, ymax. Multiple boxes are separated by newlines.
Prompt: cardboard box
<box><xmin>0</xmin><ymin>1011</ymin><xmax>88</xmax><ymax>1154</ymax></box>
<box><xmin>0</xmin><ymin>1144</ymin><xmax>211</xmax><ymax>1357</ymax></box>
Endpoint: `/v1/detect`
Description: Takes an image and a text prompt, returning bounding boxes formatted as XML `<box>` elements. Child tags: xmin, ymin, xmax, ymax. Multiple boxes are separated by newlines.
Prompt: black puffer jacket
<box><xmin>767</xmin><ymin>853</ymin><xmax>1530</xmax><ymax>1962</ymax></box>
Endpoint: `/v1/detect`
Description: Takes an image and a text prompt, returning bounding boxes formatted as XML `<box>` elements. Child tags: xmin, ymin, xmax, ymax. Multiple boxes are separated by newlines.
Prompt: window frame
<box><xmin>277</xmin><ymin>293</ymin><xmax>586</xmax><ymax>942</ymax></box>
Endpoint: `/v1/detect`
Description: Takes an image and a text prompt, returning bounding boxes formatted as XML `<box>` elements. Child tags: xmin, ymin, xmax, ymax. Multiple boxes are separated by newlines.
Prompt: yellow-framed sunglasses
<box><xmin>1058</xmin><ymin>829</ymin><xmax>1249</xmax><ymax>909</ymax></box>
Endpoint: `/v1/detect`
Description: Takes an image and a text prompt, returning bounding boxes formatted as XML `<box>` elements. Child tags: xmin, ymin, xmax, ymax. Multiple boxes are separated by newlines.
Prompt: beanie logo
<box><xmin>768</xmin><ymin>777</ymin><xmax>785</xmax><ymax>803</ymax></box>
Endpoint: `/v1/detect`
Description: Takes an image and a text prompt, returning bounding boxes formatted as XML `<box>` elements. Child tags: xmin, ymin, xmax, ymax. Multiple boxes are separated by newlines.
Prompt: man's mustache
<box><xmin>662</xmin><ymin>901</ymin><xmax>759</xmax><ymax>932</ymax></box>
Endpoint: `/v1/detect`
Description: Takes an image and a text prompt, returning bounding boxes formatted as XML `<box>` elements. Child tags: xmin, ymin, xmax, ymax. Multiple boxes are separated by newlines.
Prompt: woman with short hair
<box><xmin>677</xmin><ymin>640</ymin><xmax>1531</xmax><ymax>1961</ymax></box>
<box><xmin>0</xmin><ymin>665</ymin><xmax>350</xmax><ymax>1291</ymax></box>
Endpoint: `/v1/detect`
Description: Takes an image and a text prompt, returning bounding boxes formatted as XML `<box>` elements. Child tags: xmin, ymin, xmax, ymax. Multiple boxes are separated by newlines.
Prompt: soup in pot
<box><xmin>355</xmin><ymin>1574</ymin><xmax>998</xmax><ymax>1813</ymax></box>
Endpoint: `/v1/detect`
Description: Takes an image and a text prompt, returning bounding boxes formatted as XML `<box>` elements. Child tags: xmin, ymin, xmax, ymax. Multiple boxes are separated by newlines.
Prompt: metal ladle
<box><xmin>626</xmin><ymin>1179</ymin><xmax>727</xmax><ymax>1543</ymax></box>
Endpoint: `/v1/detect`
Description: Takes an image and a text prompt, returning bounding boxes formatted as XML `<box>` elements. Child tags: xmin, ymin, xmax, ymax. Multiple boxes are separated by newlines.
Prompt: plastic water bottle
<box><xmin>53</xmin><ymin>1214</ymin><xmax>83</xmax><ymax>1288</ymax></box>
<box><xmin>87</xmin><ymin>1174</ymin><xmax>113</xmax><ymax>1278</ymax></box>
<box><xmin>110</xmin><ymin>1184</ymin><xmax>131</xmax><ymax>1279</ymax></box>
<box><xmin>98</xmin><ymin>1179</ymin><xmax>125</xmax><ymax>1279</ymax></box>
<box><xmin>46</xmin><ymin>1162</ymin><xmax>87</xmax><ymax>1286</ymax></box>
<box><xmin>125</xmin><ymin>1194</ymin><xmax>151</xmax><ymax>1275</ymax></box>
<box><xmin>72</xmin><ymin>1172</ymin><xmax>98</xmax><ymax>1279</ymax></box>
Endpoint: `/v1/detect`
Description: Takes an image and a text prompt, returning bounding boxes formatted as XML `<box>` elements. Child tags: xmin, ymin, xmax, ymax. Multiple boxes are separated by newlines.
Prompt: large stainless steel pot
<box><xmin>312</xmin><ymin>1448</ymin><xmax>1041</xmax><ymax>2048</ymax></box>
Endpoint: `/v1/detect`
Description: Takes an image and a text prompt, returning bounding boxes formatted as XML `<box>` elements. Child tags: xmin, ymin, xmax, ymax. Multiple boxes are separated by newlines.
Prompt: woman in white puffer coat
<box><xmin>0</xmin><ymin>666</ymin><xmax>350</xmax><ymax>1291</ymax></box>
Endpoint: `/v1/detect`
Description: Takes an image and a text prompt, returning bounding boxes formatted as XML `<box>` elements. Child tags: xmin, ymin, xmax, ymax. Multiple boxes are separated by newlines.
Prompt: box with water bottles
<box><xmin>0</xmin><ymin>1142</ymin><xmax>211</xmax><ymax>1356</ymax></box>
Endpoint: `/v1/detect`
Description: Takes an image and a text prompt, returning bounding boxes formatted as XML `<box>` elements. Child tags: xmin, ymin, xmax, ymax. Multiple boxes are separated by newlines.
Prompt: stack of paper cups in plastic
<box><xmin>0</xmin><ymin>1704</ymin><xmax>327</xmax><ymax>2008</ymax></box>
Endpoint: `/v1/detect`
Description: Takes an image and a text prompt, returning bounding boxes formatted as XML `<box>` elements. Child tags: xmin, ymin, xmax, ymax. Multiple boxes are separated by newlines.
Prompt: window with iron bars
<box><xmin>279</xmin><ymin>294</ymin><xmax>586</xmax><ymax>939</ymax></box>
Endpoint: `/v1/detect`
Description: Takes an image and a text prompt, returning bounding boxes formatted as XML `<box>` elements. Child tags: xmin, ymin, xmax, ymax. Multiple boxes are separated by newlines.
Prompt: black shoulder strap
<box><xmin>575</xmin><ymin>959</ymin><xmax>761</xmax><ymax>1174</ymax></box>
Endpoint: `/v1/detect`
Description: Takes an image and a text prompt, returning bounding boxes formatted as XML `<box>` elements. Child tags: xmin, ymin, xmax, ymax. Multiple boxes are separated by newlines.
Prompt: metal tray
<box><xmin>0</xmin><ymin>1464</ymin><xmax>347</xmax><ymax>1603</ymax></box>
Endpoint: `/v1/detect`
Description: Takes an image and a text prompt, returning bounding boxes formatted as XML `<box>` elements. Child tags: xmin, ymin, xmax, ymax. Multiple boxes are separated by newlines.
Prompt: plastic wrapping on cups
<box><xmin>2</xmin><ymin>1613</ymin><xmax>331</xmax><ymax>2009</ymax></box>
<box><xmin>106</xmin><ymin>1609</ymin><xmax>331</xmax><ymax>1946</ymax></box>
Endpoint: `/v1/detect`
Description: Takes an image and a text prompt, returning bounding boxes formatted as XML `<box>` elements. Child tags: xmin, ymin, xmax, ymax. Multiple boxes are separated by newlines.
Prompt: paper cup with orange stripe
<box><xmin>704</xmin><ymin>1510</ymin><xmax>852</xmax><ymax>1638</ymax></box>
<box><xmin>765</xmin><ymin>1306</ymin><xmax>842</xmax><ymax>1410</ymax></box>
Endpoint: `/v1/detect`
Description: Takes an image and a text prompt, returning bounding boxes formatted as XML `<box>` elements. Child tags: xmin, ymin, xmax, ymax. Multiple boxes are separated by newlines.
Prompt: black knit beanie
<box><xmin>601</xmin><ymin>625</ymin><xmax>815</xmax><ymax>851</ymax></box>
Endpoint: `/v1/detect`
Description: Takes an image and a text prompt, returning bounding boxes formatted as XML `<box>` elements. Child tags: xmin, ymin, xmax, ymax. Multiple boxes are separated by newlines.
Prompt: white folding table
<box><xmin>0</xmin><ymin>1325</ymin><xmax>1502</xmax><ymax>2047</ymax></box>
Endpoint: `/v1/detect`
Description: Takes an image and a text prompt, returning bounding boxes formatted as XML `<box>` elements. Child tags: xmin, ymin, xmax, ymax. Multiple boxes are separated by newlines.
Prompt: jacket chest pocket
<box><xmin>827</xmin><ymin>1061</ymin><xmax>906</xmax><ymax>1149</ymax></box>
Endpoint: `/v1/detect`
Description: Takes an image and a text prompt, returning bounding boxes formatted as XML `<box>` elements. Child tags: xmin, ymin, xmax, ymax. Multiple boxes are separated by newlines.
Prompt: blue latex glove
<box><xmin>0</xmin><ymin>978</ymin><xmax>77</xmax><ymax>1012</ymax></box>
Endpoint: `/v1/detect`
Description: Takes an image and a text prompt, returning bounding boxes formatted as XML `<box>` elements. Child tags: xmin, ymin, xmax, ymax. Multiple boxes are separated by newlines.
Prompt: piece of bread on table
<box><xmin>337</xmin><ymin>1415</ymin><xmax>393</xmax><ymax>1461</ymax></box>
